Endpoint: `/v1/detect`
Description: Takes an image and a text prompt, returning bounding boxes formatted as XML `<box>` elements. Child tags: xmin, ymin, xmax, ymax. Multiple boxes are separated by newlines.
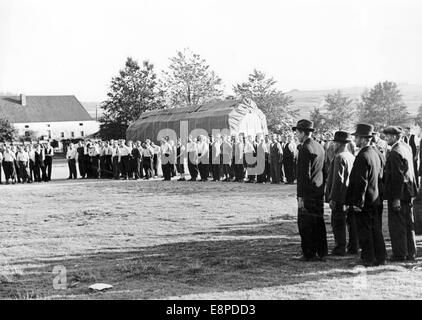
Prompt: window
<box><xmin>79</xmin><ymin>123</ymin><xmax>83</xmax><ymax>126</ymax></box>
<box><xmin>25</xmin><ymin>131</ymin><xmax>30</xmax><ymax>137</ymax></box>
<box><xmin>24</xmin><ymin>125</ymin><xmax>29</xmax><ymax>128</ymax></box>
<box><xmin>47</xmin><ymin>124</ymin><xmax>50</xmax><ymax>127</ymax></box>
<box><xmin>47</xmin><ymin>130</ymin><xmax>51</xmax><ymax>139</ymax></box>
<box><xmin>80</xmin><ymin>131</ymin><xmax>84</xmax><ymax>137</ymax></box>
<box><xmin>71</xmin><ymin>131</ymin><xmax>75</xmax><ymax>138</ymax></box>
<box><xmin>60</xmin><ymin>132</ymin><xmax>64</xmax><ymax>138</ymax></box>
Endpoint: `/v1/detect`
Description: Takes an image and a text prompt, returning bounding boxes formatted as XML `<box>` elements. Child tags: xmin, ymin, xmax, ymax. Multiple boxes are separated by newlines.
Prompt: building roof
<box><xmin>0</xmin><ymin>95</ymin><xmax>93</xmax><ymax>123</ymax></box>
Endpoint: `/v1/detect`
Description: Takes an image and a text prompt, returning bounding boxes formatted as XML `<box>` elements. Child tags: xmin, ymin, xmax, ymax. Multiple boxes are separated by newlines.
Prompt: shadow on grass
<box><xmin>1</xmin><ymin>220</ymin><xmax>419</xmax><ymax>299</ymax></box>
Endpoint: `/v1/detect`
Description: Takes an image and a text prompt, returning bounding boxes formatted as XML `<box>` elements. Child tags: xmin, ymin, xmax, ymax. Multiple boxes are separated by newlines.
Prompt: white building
<box><xmin>0</xmin><ymin>94</ymin><xmax>99</xmax><ymax>140</ymax></box>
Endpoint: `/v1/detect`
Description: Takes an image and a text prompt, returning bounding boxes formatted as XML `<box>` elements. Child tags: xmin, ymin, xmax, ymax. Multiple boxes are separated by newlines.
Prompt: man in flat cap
<box><xmin>325</xmin><ymin>131</ymin><xmax>357</xmax><ymax>256</ymax></box>
<box><xmin>383</xmin><ymin>126</ymin><xmax>418</xmax><ymax>261</ymax></box>
<box><xmin>293</xmin><ymin>119</ymin><xmax>327</xmax><ymax>261</ymax></box>
<box><xmin>347</xmin><ymin>124</ymin><xmax>386</xmax><ymax>266</ymax></box>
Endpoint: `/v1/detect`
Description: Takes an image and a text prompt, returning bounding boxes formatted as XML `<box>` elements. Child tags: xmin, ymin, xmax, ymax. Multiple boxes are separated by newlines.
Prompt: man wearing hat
<box><xmin>325</xmin><ymin>131</ymin><xmax>357</xmax><ymax>256</ymax></box>
<box><xmin>372</xmin><ymin>132</ymin><xmax>388</xmax><ymax>155</ymax></box>
<box><xmin>347</xmin><ymin>124</ymin><xmax>386</xmax><ymax>266</ymax></box>
<box><xmin>383</xmin><ymin>126</ymin><xmax>418</xmax><ymax>261</ymax></box>
<box><xmin>293</xmin><ymin>119</ymin><xmax>327</xmax><ymax>261</ymax></box>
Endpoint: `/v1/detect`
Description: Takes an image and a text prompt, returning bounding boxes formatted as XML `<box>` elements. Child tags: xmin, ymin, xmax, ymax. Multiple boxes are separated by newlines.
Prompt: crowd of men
<box><xmin>1</xmin><ymin>121</ymin><xmax>421</xmax><ymax>267</ymax></box>
<box><xmin>66</xmin><ymin>134</ymin><xmax>299</xmax><ymax>183</ymax></box>
<box><xmin>294</xmin><ymin>119</ymin><xmax>420</xmax><ymax>267</ymax></box>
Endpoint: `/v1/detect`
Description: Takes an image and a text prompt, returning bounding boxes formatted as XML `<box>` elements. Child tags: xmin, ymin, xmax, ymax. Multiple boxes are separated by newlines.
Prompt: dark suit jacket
<box><xmin>297</xmin><ymin>137</ymin><xmax>325</xmax><ymax>199</ymax></box>
<box><xmin>346</xmin><ymin>145</ymin><xmax>382</xmax><ymax>208</ymax></box>
<box><xmin>384</xmin><ymin>141</ymin><xmax>417</xmax><ymax>201</ymax></box>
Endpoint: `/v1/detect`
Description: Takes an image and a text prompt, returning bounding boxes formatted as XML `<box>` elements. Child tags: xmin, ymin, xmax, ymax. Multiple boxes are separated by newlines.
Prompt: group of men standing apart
<box><xmin>0</xmin><ymin>143</ymin><xmax>54</xmax><ymax>184</ymax></box>
<box><xmin>295</xmin><ymin>119</ymin><xmax>418</xmax><ymax>267</ymax></box>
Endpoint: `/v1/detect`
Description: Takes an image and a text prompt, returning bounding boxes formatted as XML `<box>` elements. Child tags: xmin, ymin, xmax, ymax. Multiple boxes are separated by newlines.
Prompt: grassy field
<box><xmin>1</xmin><ymin>175</ymin><xmax>422</xmax><ymax>300</ymax></box>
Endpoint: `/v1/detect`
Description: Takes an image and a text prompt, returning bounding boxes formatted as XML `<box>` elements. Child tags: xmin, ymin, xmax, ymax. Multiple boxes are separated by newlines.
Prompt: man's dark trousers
<box><xmin>187</xmin><ymin>152</ymin><xmax>199</xmax><ymax>180</ymax></box>
<box><xmin>331</xmin><ymin>204</ymin><xmax>347</xmax><ymax>254</ymax></box>
<box><xmin>388</xmin><ymin>200</ymin><xmax>416</xmax><ymax>259</ymax></box>
<box><xmin>298</xmin><ymin>198</ymin><xmax>328</xmax><ymax>258</ymax></box>
<box><xmin>346</xmin><ymin>207</ymin><xmax>359</xmax><ymax>253</ymax></box>
<box><xmin>355</xmin><ymin>206</ymin><xmax>387</xmax><ymax>264</ymax></box>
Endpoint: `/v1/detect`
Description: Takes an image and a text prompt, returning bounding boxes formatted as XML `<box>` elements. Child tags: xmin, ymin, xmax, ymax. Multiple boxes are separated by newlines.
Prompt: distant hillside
<box><xmin>288</xmin><ymin>83</ymin><xmax>422</xmax><ymax>119</ymax></box>
<box><xmin>82</xmin><ymin>83</ymin><xmax>422</xmax><ymax>122</ymax></box>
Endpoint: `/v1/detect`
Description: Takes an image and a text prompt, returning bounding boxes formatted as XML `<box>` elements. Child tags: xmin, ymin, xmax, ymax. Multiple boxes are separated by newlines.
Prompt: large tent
<box><xmin>126</xmin><ymin>99</ymin><xmax>268</xmax><ymax>142</ymax></box>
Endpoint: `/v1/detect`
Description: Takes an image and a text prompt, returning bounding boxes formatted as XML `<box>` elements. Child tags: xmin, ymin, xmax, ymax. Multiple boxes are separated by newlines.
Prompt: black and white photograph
<box><xmin>1</xmin><ymin>0</ymin><xmax>422</xmax><ymax>307</ymax></box>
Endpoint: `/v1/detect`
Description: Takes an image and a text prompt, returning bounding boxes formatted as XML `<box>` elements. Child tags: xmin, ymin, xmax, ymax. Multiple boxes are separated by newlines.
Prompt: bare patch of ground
<box><xmin>1</xmin><ymin>175</ymin><xmax>422</xmax><ymax>299</ymax></box>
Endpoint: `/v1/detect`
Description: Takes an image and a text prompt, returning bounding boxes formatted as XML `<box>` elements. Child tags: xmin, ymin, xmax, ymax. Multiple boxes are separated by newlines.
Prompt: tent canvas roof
<box><xmin>126</xmin><ymin>99</ymin><xmax>268</xmax><ymax>142</ymax></box>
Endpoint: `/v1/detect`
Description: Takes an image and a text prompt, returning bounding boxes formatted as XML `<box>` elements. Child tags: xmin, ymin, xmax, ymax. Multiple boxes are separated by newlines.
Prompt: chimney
<box><xmin>20</xmin><ymin>94</ymin><xmax>26</xmax><ymax>106</ymax></box>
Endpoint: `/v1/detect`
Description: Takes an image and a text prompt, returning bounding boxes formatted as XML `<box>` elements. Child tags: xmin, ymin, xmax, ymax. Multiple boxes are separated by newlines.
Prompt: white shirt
<box><xmin>111</xmin><ymin>146</ymin><xmax>120</xmax><ymax>158</ymax></box>
<box><xmin>45</xmin><ymin>146</ymin><xmax>54</xmax><ymax>157</ymax></box>
<box><xmin>16</xmin><ymin>151</ymin><xmax>29</xmax><ymax>162</ymax></box>
<box><xmin>196</xmin><ymin>141</ymin><xmax>208</xmax><ymax>155</ymax></box>
<box><xmin>66</xmin><ymin>148</ymin><xmax>77</xmax><ymax>159</ymax></box>
<box><xmin>119</xmin><ymin>145</ymin><xmax>130</xmax><ymax>156</ymax></box>
<box><xmin>161</xmin><ymin>142</ymin><xmax>171</xmax><ymax>155</ymax></box>
<box><xmin>187</xmin><ymin>142</ymin><xmax>197</xmax><ymax>153</ymax></box>
<box><xmin>4</xmin><ymin>151</ymin><xmax>16</xmax><ymax>162</ymax></box>
<box><xmin>28</xmin><ymin>150</ymin><xmax>36</xmax><ymax>162</ymax></box>
<box><xmin>142</xmin><ymin>146</ymin><xmax>154</xmax><ymax>157</ymax></box>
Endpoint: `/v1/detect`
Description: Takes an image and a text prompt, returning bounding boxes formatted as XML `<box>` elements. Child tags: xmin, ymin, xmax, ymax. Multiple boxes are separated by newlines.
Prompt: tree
<box><xmin>414</xmin><ymin>104</ymin><xmax>422</xmax><ymax>127</ymax></box>
<box><xmin>18</xmin><ymin>129</ymin><xmax>38</xmax><ymax>142</ymax></box>
<box><xmin>0</xmin><ymin>117</ymin><xmax>17</xmax><ymax>142</ymax></box>
<box><xmin>357</xmin><ymin>81</ymin><xmax>410</xmax><ymax>130</ymax></box>
<box><xmin>317</xmin><ymin>90</ymin><xmax>356</xmax><ymax>131</ymax></box>
<box><xmin>310</xmin><ymin>107</ymin><xmax>329</xmax><ymax>134</ymax></box>
<box><xmin>161</xmin><ymin>48</ymin><xmax>223</xmax><ymax>107</ymax></box>
<box><xmin>100</xmin><ymin>57</ymin><xmax>164</xmax><ymax>140</ymax></box>
<box><xmin>233</xmin><ymin>69</ymin><xmax>298</xmax><ymax>133</ymax></box>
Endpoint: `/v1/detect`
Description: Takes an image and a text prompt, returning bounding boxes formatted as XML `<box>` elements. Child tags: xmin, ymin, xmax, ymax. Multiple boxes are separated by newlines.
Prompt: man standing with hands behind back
<box><xmin>293</xmin><ymin>119</ymin><xmax>327</xmax><ymax>262</ymax></box>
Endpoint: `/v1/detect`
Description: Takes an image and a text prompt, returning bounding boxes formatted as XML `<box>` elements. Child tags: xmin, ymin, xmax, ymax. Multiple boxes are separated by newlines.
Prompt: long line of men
<box><xmin>294</xmin><ymin>119</ymin><xmax>420</xmax><ymax>267</ymax></box>
<box><xmin>63</xmin><ymin>133</ymin><xmax>299</xmax><ymax>183</ymax></box>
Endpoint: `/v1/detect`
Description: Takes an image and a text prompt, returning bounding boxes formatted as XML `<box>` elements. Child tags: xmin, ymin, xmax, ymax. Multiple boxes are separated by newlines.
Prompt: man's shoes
<box><xmin>389</xmin><ymin>256</ymin><xmax>406</xmax><ymax>262</ymax></box>
<box><xmin>350</xmin><ymin>259</ymin><xmax>374</xmax><ymax>267</ymax></box>
<box><xmin>292</xmin><ymin>255</ymin><xmax>318</xmax><ymax>262</ymax></box>
<box><xmin>374</xmin><ymin>260</ymin><xmax>386</xmax><ymax>266</ymax></box>
<box><xmin>330</xmin><ymin>249</ymin><xmax>346</xmax><ymax>256</ymax></box>
<box><xmin>347</xmin><ymin>248</ymin><xmax>359</xmax><ymax>255</ymax></box>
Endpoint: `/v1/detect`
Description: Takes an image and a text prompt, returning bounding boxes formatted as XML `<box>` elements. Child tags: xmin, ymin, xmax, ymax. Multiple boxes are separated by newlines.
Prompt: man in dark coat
<box><xmin>294</xmin><ymin>119</ymin><xmax>327</xmax><ymax>261</ymax></box>
<box><xmin>403</xmin><ymin>127</ymin><xmax>419</xmax><ymax>188</ymax></box>
<box><xmin>347</xmin><ymin>123</ymin><xmax>386</xmax><ymax>266</ymax></box>
<box><xmin>325</xmin><ymin>131</ymin><xmax>356</xmax><ymax>256</ymax></box>
<box><xmin>383</xmin><ymin>126</ymin><xmax>418</xmax><ymax>261</ymax></box>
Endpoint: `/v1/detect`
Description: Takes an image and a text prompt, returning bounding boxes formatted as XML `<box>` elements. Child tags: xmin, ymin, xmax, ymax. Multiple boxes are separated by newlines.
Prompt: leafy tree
<box><xmin>100</xmin><ymin>57</ymin><xmax>164</xmax><ymax>139</ymax></box>
<box><xmin>18</xmin><ymin>129</ymin><xmax>38</xmax><ymax>142</ymax></box>
<box><xmin>161</xmin><ymin>48</ymin><xmax>223</xmax><ymax>107</ymax></box>
<box><xmin>310</xmin><ymin>107</ymin><xmax>329</xmax><ymax>134</ymax></box>
<box><xmin>323</xmin><ymin>90</ymin><xmax>356</xmax><ymax>130</ymax></box>
<box><xmin>357</xmin><ymin>81</ymin><xmax>410</xmax><ymax>130</ymax></box>
<box><xmin>233</xmin><ymin>69</ymin><xmax>298</xmax><ymax>133</ymax></box>
<box><xmin>414</xmin><ymin>104</ymin><xmax>422</xmax><ymax>127</ymax></box>
<box><xmin>0</xmin><ymin>117</ymin><xmax>17</xmax><ymax>142</ymax></box>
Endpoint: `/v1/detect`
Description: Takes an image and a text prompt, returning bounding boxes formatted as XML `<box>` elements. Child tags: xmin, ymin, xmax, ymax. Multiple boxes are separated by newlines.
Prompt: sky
<box><xmin>1</xmin><ymin>0</ymin><xmax>422</xmax><ymax>101</ymax></box>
